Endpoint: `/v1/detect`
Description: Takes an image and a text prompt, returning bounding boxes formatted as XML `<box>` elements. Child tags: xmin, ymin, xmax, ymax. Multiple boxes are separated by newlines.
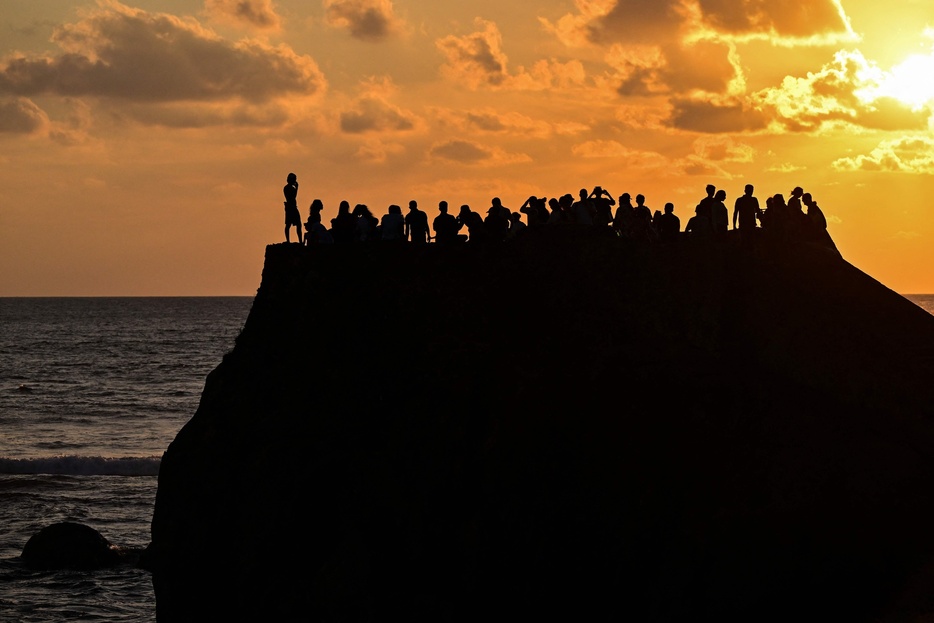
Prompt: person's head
<box><xmin>580</xmin><ymin>188</ymin><xmax>588</xmax><ymax>199</ymax></box>
<box><xmin>802</xmin><ymin>192</ymin><xmax>813</xmax><ymax>205</ymax></box>
<box><xmin>408</xmin><ymin>200</ymin><xmax>417</xmax><ymax>210</ymax></box>
<box><xmin>339</xmin><ymin>200</ymin><xmax>350</xmax><ymax>213</ymax></box>
<box><xmin>636</xmin><ymin>194</ymin><xmax>645</xmax><ymax>205</ymax></box>
<box><xmin>594</xmin><ymin>185</ymin><xmax>603</xmax><ymax>195</ymax></box>
<box><xmin>621</xmin><ymin>192</ymin><xmax>631</xmax><ymax>203</ymax></box>
<box><xmin>744</xmin><ymin>184</ymin><xmax>754</xmax><ymax>195</ymax></box>
<box><xmin>715</xmin><ymin>189</ymin><xmax>726</xmax><ymax>201</ymax></box>
<box><xmin>511</xmin><ymin>212</ymin><xmax>521</xmax><ymax>222</ymax></box>
<box><xmin>311</xmin><ymin>199</ymin><xmax>323</xmax><ymax>211</ymax></box>
<box><xmin>792</xmin><ymin>186</ymin><xmax>803</xmax><ymax>197</ymax></box>
<box><xmin>665</xmin><ymin>202</ymin><xmax>674</xmax><ymax>214</ymax></box>
<box><xmin>439</xmin><ymin>200</ymin><xmax>448</xmax><ymax>213</ymax></box>
<box><xmin>389</xmin><ymin>204</ymin><xmax>401</xmax><ymax>215</ymax></box>
<box><xmin>287</xmin><ymin>172</ymin><xmax>297</xmax><ymax>183</ymax></box>
<box><xmin>773</xmin><ymin>193</ymin><xmax>785</xmax><ymax>205</ymax></box>
<box><xmin>706</xmin><ymin>184</ymin><xmax>715</xmax><ymax>196</ymax></box>
<box><xmin>459</xmin><ymin>204</ymin><xmax>470</xmax><ymax>214</ymax></box>
<box><xmin>549</xmin><ymin>197</ymin><xmax>559</xmax><ymax>209</ymax></box>
<box><xmin>492</xmin><ymin>197</ymin><xmax>502</xmax><ymax>207</ymax></box>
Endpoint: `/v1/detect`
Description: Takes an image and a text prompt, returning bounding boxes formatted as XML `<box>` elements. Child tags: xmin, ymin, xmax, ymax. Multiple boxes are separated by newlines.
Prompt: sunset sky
<box><xmin>2</xmin><ymin>0</ymin><xmax>933</xmax><ymax>296</ymax></box>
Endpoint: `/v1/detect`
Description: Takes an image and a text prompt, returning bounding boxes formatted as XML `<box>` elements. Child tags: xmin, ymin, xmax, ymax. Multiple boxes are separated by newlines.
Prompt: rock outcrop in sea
<box><xmin>144</xmin><ymin>228</ymin><xmax>934</xmax><ymax>622</ymax></box>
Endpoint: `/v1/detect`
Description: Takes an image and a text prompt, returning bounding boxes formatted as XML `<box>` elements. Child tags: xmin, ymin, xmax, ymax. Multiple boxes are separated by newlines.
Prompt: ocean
<box><xmin>1</xmin><ymin>293</ymin><xmax>932</xmax><ymax>622</ymax></box>
<box><xmin>0</xmin><ymin>297</ymin><xmax>253</xmax><ymax>622</ymax></box>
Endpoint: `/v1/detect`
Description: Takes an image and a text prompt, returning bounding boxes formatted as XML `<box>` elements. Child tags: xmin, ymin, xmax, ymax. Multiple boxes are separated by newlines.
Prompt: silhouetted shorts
<box><xmin>284</xmin><ymin>205</ymin><xmax>301</xmax><ymax>226</ymax></box>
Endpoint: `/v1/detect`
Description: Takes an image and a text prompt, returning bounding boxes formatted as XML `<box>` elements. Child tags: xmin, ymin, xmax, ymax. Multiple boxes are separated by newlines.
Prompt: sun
<box><xmin>861</xmin><ymin>53</ymin><xmax>934</xmax><ymax>110</ymax></box>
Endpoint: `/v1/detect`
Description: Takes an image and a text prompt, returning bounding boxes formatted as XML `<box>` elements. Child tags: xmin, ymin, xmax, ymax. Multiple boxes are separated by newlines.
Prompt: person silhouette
<box><xmin>613</xmin><ymin>193</ymin><xmax>634</xmax><ymax>238</ymax></box>
<box><xmin>458</xmin><ymin>204</ymin><xmax>486</xmax><ymax>242</ymax></box>
<box><xmin>589</xmin><ymin>186</ymin><xmax>615</xmax><ymax>227</ymax></box>
<box><xmin>380</xmin><ymin>204</ymin><xmax>405</xmax><ymax>242</ymax></box>
<box><xmin>712</xmin><ymin>189</ymin><xmax>729</xmax><ymax>234</ymax></box>
<box><xmin>656</xmin><ymin>202</ymin><xmax>681</xmax><ymax>242</ymax></box>
<box><xmin>352</xmin><ymin>204</ymin><xmax>378</xmax><ymax>241</ymax></box>
<box><xmin>405</xmin><ymin>200</ymin><xmax>430</xmax><ymax>244</ymax></box>
<box><xmin>546</xmin><ymin>197</ymin><xmax>564</xmax><ymax>224</ymax></box>
<box><xmin>520</xmin><ymin>195</ymin><xmax>549</xmax><ymax>228</ymax></box>
<box><xmin>630</xmin><ymin>194</ymin><xmax>657</xmax><ymax>242</ymax></box>
<box><xmin>484</xmin><ymin>198</ymin><xmax>510</xmax><ymax>241</ymax></box>
<box><xmin>571</xmin><ymin>188</ymin><xmax>595</xmax><ymax>225</ymax></box>
<box><xmin>788</xmin><ymin>186</ymin><xmax>809</xmax><ymax>238</ymax></box>
<box><xmin>303</xmin><ymin>199</ymin><xmax>325</xmax><ymax>245</ymax></box>
<box><xmin>732</xmin><ymin>184</ymin><xmax>761</xmax><ymax>235</ymax></box>
<box><xmin>283</xmin><ymin>173</ymin><xmax>303</xmax><ymax>244</ymax></box>
<box><xmin>330</xmin><ymin>200</ymin><xmax>356</xmax><ymax>244</ymax></box>
<box><xmin>685</xmin><ymin>202</ymin><xmax>713</xmax><ymax>239</ymax></box>
<box><xmin>433</xmin><ymin>201</ymin><xmax>461</xmax><ymax>244</ymax></box>
<box><xmin>801</xmin><ymin>192</ymin><xmax>837</xmax><ymax>251</ymax></box>
<box><xmin>506</xmin><ymin>212</ymin><xmax>527</xmax><ymax>240</ymax></box>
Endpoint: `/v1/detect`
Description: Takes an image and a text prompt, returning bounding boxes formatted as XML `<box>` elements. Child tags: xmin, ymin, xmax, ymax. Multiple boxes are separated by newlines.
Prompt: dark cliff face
<box><xmin>147</xmin><ymin>228</ymin><xmax>934</xmax><ymax>622</ymax></box>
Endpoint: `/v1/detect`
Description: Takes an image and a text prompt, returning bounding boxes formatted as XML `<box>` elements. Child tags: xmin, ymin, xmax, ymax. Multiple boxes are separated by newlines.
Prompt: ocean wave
<box><xmin>0</xmin><ymin>456</ymin><xmax>161</xmax><ymax>476</ymax></box>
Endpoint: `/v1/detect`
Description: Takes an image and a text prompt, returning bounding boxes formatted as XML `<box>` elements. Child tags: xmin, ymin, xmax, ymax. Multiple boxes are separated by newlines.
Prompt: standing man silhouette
<box><xmin>283</xmin><ymin>173</ymin><xmax>302</xmax><ymax>244</ymax></box>
<box><xmin>405</xmin><ymin>200</ymin><xmax>430</xmax><ymax>244</ymax></box>
<box><xmin>733</xmin><ymin>184</ymin><xmax>761</xmax><ymax>234</ymax></box>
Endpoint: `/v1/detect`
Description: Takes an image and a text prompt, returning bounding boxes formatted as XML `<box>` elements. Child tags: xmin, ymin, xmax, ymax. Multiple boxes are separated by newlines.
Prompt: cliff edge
<box><xmin>146</xmin><ymin>228</ymin><xmax>934</xmax><ymax>621</ymax></box>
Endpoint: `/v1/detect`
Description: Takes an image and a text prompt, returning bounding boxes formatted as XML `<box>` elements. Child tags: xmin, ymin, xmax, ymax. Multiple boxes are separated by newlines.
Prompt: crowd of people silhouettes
<box><xmin>280</xmin><ymin>173</ymin><xmax>836</xmax><ymax>251</ymax></box>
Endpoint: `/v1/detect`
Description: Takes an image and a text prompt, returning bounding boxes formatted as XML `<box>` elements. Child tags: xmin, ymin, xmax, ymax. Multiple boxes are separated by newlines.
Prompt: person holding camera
<box><xmin>589</xmin><ymin>185</ymin><xmax>616</xmax><ymax>227</ymax></box>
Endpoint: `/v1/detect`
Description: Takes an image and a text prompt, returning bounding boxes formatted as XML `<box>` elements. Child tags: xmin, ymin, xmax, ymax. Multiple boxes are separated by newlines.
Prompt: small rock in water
<box><xmin>21</xmin><ymin>522</ymin><xmax>122</xmax><ymax>570</ymax></box>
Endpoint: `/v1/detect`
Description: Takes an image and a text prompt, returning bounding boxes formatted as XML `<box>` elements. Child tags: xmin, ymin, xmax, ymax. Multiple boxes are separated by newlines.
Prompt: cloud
<box><xmin>340</xmin><ymin>97</ymin><xmax>417</xmax><ymax>133</ymax></box>
<box><xmin>0</xmin><ymin>1</ymin><xmax>325</xmax><ymax>104</ymax></box>
<box><xmin>323</xmin><ymin>0</ymin><xmax>404</xmax><ymax>41</ymax></box>
<box><xmin>540</xmin><ymin>0</ymin><xmax>855</xmax><ymax>108</ymax></box>
<box><xmin>544</xmin><ymin>0</ymin><xmax>854</xmax><ymax>47</ymax></box>
<box><xmin>436</xmin><ymin>19</ymin><xmax>509</xmax><ymax>88</ymax></box>
<box><xmin>668</xmin><ymin>96</ymin><xmax>770</xmax><ymax>133</ymax></box>
<box><xmin>692</xmin><ymin>135</ymin><xmax>755</xmax><ymax>162</ymax></box>
<box><xmin>433</xmin><ymin>107</ymin><xmax>557</xmax><ymax>139</ymax></box>
<box><xmin>767</xmin><ymin>162</ymin><xmax>806</xmax><ymax>173</ymax></box>
<box><xmin>831</xmin><ymin>136</ymin><xmax>934</xmax><ymax>174</ymax></box>
<box><xmin>0</xmin><ymin>97</ymin><xmax>49</xmax><ymax>134</ymax></box>
<box><xmin>428</xmin><ymin>139</ymin><xmax>531</xmax><ymax>166</ymax></box>
<box><xmin>692</xmin><ymin>0</ymin><xmax>855</xmax><ymax>43</ymax></box>
<box><xmin>355</xmin><ymin>138</ymin><xmax>405</xmax><ymax>163</ymax></box>
<box><xmin>436</xmin><ymin>19</ymin><xmax>587</xmax><ymax>91</ymax></box>
<box><xmin>114</xmin><ymin>101</ymin><xmax>294</xmax><ymax>128</ymax></box>
<box><xmin>203</xmin><ymin>0</ymin><xmax>282</xmax><ymax>30</ymax></box>
<box><xmin>757</xmin><ymin>50</ymin><xmax>931</xmax><ymax>133</ymax></box>
<box><xmin>571</xmin><ymin>139</ymin><xmax>669</xmax><ymax>168</ymax></box>
<box><xmin>339</xmin><ymin>77</ymin><xmax>420</xmax><ymax>134</ymax></box>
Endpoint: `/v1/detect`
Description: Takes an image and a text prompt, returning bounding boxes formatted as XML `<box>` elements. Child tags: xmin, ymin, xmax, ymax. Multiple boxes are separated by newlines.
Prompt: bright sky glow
<box><xmin>2</xmin><ymin>1</ymin><xmax>934</xmax><ymax>296</ymax></box>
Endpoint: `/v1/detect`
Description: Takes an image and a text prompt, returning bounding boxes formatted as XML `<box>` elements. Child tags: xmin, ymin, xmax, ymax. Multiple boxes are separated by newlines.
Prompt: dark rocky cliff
<box><xmin>145</xmin><ymin>228</ymin><xmax>934</xmax><ymax>622</ymax></box>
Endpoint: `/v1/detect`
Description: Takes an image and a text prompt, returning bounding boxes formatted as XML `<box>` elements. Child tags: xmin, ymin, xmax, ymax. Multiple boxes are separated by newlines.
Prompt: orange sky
<box><xmin>2</xmin><ymin>0</ymin><xmax>933</xmax><ymax>296</ymax></box>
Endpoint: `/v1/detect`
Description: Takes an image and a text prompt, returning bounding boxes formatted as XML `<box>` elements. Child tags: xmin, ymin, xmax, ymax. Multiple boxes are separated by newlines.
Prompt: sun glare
<box><xmin>864</xmin><ymin>53</ymin><xmax>934</xmax><ymax>110</ymax></box>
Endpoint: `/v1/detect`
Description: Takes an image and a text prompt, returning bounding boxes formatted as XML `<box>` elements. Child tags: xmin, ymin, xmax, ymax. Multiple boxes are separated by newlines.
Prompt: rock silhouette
<box><xmin>22</xmin><ymin>522</ymin><xmax>126</xmax><ymax>570</ymax></box>
<box><xmin>145</xmin><ymin>228</ymin><xmax>934</xmax><ymax>622</ymax></box>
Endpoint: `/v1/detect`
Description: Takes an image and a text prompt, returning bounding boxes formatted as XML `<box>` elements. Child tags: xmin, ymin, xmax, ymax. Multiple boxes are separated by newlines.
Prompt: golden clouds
<box><xmin>323</xmin><ymin>0</ymin><xmax>405</xmax><ymax>41</ymax></box>
<box><xmin>758</xmin><ymin>50</ymin><xmax>930</xmax><ymax>132</ymax></box>
<box><xmin>0</xmin><ymin>97</ymin><xmax>48</xmax><ymax>134</ymax></box>
<box><xmin>0</xmin><ymin>1</ymin><xmax>325</xmax><ymax>129</ymax></box>
<box><xmin>428</xmin><ymin>139</ymin><xmax>531</xmax><ymax>166</ymax></box>
<box><xmin>833</xmin><ymin>136</ymin><xmax>934</xmax><ymax>174</ymax></box>
<box><xmin>203</xmin><ymin>0</ymin><xmax>282</xmax><ymax>30</ymax></box>
<box><xmin>436</xmin><ymin>19</ymin><xmax>586</xmax><ymax>91</ymax></box>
